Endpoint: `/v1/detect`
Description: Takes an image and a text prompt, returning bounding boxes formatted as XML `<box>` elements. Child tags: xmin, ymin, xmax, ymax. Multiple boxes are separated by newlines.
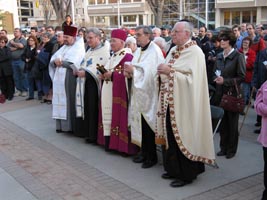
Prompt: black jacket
<box><xmin>21</xmin><ymin>46</ymin><xmax>37</xmax><ymax>71</ymax></box>
<box><xmin>0</xmin><ymin>46</ymin><xmax>12</xmax><ymax>77</ymax></box>
<box><xmin>211</xmin><ymin>49</ymin><xmax>246</xmax><ymax>105</ymax></box>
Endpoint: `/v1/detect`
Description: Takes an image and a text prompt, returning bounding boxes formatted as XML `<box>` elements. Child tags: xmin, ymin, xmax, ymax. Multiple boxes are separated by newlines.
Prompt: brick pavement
<box><xmin>0</xmin><ymin>116</ymin><xmax>152</xmax><ymax>200</ymax></box>
<box><xmin>0</xmin><ymin>99</ymin><xmax>265</xmax><ymax>200</ymax></box>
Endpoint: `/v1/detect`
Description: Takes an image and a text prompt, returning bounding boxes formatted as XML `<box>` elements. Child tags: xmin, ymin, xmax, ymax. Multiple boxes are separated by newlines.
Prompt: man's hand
<box><xmin>214</xmin><ymin>76</ymin><xmax>224</xmax><ymax>85</ymax></box>
<box><xmin>76</xmin><ymin>70</ymin><xmax>86</xmax><ymax>77</ymax></box>
<box><xmin>103</xmin><ymin>71</ymin><xmax>112</xmax><ymax>80</ymax></box>
<box><xmin>157</xmin><ymin>64</ymin><xmax>171</xmax><ymax>75</ymax></box>
<box><xmin>54</xmin><ymin>58</ymin><xmax>63</xmax><ymax>67</ymax></box>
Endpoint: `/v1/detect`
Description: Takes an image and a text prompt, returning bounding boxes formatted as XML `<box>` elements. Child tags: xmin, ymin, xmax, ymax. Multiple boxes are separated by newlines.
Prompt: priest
<box><xmin>49</xmin><ymin>26</ymin><xmax>85</xmax><ymax>134</ymax></box>
<box><xmin>75</xmin><ymin>27</ymin><xmax>110</xmax><ymax>141</ymax></box>
<box><xmin>98</xmin><ymin>29</ymin><xmax>138</xmax><ymax>155</ymax></box>
<box><xmin>156</xmin><ymin>20</ymin><xmax>216</xmax><ymax>187</ymax></box>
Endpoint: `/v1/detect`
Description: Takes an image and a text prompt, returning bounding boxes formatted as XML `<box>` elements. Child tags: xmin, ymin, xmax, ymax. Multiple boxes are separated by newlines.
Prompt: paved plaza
<box><xmin>0</xmin><ymin>97</ymin><xmax>264</xmax><ymax>200</ymax></box>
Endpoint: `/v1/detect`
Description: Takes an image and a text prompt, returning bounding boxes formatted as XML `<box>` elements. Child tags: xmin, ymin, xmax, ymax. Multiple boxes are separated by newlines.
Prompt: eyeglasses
<box><xmin>135</xmin><ymin>33</ymin><xmax>145</xmax><ymax>37</ymax></box>
<box><xmin>220</xmin><ymin>37</ymin><xmax>229</xmax><ymax>41</ymax></box>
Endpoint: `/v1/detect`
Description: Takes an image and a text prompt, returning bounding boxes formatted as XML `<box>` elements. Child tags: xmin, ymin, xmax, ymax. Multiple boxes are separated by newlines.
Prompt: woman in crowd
<box><xmin>254</xmin><ymin>80</ymin><xmax>267</xmax><ymax>200</ymax></box>
<box><xmin>238</xmin><ymin>36</ymin><xmax>256</xmax><ymax>105</ymax></box>
<box><xmin>213</xmin><ymin>30</ymin><xmax>246</xmax><ymax>159</ymax></box>
<box><xmin>35</xmin><ymin>32</ymin><xmax>54</xmax><ymax>103</ymax></box>
<box><xmin>22</xmin><ymin>35</ymin><xmax>38</xmax><ymax>100</ymax></box>
<box><xmin>0</xmin><ymin>36</ymin><xmax>14</xmax><ymax>100</ymax></box>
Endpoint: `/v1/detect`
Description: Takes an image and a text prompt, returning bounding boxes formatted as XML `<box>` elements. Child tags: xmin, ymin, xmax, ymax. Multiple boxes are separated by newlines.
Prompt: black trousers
<box><xmin>140</xmin><ymin>115</ymin><xmax>157</xmax><ymax>162</ymax></box>
<box><xmin>219</xmin><ymin>110</ymin><xmax>239</xmax><ymax>155</ymax></box>
<box><xmin>0</xmin><ymin>75</ymin><xmax>14</xmax><ymax>98</ymax></box>
<box><xmin>164</xmin><ymin>108</ymin><xmax>205</xmax><ymax>181</ymax></box>
<box><xmin>262</xmin><ymin>147</ymin><xmax>267</xmax><ymax>200</ymax></box>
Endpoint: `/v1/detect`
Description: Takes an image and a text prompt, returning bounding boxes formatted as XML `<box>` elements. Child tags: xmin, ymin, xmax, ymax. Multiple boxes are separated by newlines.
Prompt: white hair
<box><xmin>153</xmin><ymin>37</ymin><xmax>166</xmax><ymax>49</ymax></box>
<box><xmin>126</xmin><ymin>36</ymin><xmax>136</xmax><ymax>44</ymax></box>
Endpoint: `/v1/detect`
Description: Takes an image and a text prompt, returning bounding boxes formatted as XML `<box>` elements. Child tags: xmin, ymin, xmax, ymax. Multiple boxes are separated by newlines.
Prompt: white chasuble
<box><xmin>76</xmin><ymin>44</ymin><xmax>110</xmax><ymax>118</ymax></box>
<box><xmin>129</xmin><ymin>42</ymin><xmax>164</xmax><ymax>146</ymax></box>
<box><xmin>156</xmin><ymin>40</ymin><xmax>216</xmax><ymax>165</ymax></box>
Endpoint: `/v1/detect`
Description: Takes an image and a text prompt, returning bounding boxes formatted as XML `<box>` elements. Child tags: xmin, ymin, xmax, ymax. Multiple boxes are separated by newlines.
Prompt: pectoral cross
<box><xmin>112</xmin><ymin>126</ymin><xmax>119</xmax><ymax>136</ymax></box>
<box><xmin>115</xmin><ymin>65</ymin><xmax>123</xmax><ymax>74</ymax></box>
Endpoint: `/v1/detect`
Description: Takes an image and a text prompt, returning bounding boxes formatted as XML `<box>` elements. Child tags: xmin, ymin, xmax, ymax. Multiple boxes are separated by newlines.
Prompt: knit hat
<box><xmin>111</xmin><ymin>29</ymin><xmax>127</xmax><ymax>41</ymax></box>
<box><xmin>64</xmin><ymin>26</ymin><xmax>77</xmax><ymax>37</ymax></box>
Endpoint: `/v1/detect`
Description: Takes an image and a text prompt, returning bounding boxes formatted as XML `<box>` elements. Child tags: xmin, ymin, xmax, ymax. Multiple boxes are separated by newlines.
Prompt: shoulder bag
<box><xmin>219</xmin><ymin>79</ymin><xmax>245</xmax><ymax>113</ymax></box>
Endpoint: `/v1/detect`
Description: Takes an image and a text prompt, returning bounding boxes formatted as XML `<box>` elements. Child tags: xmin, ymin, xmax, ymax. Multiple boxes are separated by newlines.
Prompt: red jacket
<box><xmin>239</xmin><ymin>48</ymin><xmax>256</xmax><ymax>83</ymax></box>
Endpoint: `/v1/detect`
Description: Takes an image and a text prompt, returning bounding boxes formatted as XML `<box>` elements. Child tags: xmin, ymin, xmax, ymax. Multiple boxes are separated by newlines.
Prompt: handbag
<box><xmin>219</xmin><ymin>79</ymin><xmax>245</xmax><ymax>113</ymax></box>
<box><xmin>0</xmin><ymin>93</ymin><xmax>6</xmax><ymax>104</ymax></box>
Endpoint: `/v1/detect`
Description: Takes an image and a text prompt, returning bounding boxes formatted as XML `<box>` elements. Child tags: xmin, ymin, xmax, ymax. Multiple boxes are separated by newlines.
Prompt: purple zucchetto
<box><xmin>111</xmin><ymin>29</ymin><xmax>127</xmax><ymax>42</ymax></box>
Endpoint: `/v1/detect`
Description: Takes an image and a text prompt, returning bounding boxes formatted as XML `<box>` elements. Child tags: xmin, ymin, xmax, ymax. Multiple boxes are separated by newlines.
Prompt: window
<box><xmin>121</xmin><ymin>0</ymin><xmax>131</xmax><ymax>2</ymax></box>
<box><xmin>97</xmin><ymin>0</ymin><xmax>106</xmax><ymax>4</ymax></box>
<box><xmin>224</xmin><ymin>11</ymin><xmax>230</xmax><ymax>26</ymax></box>
<box><xmin>232</xmin><ymin>11</ymin><xmax>240</xmax><ymax>25</ymax></box>
<box><xmin>96</xmin><ymin>16</ymin><xmax>105</xmax><ymax>23</ymax></box>
<box><xmin>242</xmin><ymin>11</ymin><xmax>250</xmax><ymax>23</ymax></box>
<box><xmin>123</xmin><ymin>15</ymin><xmax>136</xmax><ymax>22</ymax></box>
<box><xmin>88</xmin><ymin>0</ymin><xmax>95</xmax><ymax>5</ymax></box>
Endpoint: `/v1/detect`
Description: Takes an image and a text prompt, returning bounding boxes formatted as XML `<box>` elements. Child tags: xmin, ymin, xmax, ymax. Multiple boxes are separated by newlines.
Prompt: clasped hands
<box><xmin>214</xmin><ymin>76</ymin><xmax>224</xmax><ymax>85</ymax></box>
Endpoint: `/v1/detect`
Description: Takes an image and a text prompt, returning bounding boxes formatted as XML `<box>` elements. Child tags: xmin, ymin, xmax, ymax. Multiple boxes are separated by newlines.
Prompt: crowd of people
<box><xmin>1</xmin><ymin>16</ymin><xmax>267</xmax><ymax>197</ymax></box>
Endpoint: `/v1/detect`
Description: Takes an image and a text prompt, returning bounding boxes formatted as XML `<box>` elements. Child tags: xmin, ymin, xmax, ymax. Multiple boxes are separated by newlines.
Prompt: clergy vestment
<box><xmin>75</xmin><ymin>43</ymin><xmax>110</xmax><ymax>139</ymax></box>
<box><xmin>98</xmin><ymin>48</ymin><xmax>138</xmax><ymax>155</ymax></box>
<box><xmin>129</xmin><ymin>41</ymin><xmax>164</xmax><ymax>162</ymax></box>
<box><xmin>156</xmin><ymin>40</ymin><xmax>216</xmax><ymax>181</ymax></box>
<box><xmin>49</xmin><ymin>37</ymin><xmax>85</xmax><ymax>133</ymax></box>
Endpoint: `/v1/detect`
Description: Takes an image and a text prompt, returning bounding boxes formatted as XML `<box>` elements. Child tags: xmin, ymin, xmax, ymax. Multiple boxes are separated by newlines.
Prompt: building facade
<box><xmin>87</xmin><ymin>0</ymin><xmax>154</xmax><ymax>28</ymax></box>
<box><xmin>215</xmin><ymin>0</ymin><xmax>267</xmax><ymax>27</ymax></box>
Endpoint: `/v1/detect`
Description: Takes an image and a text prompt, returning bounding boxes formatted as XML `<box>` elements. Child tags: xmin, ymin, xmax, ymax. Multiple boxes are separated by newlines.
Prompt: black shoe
<box><xmin>170</xmin><ymin>179</ymin><xmax>192</xmax><ymax>187</ymax></box>
<box><xmin>56</xmin><ymin>129</ymin><xmax>62</xmax><ymax>133</ymax></box>
<box><xmin>161</xmin><ymin>173</ymin><xmax>174</xmax><ymax>179</ymax></box>
<box><xmin>254</xmin><ymin>129</ymin><xmax>261</xmax><ymax>134</ymax></box>
<box><xmin>217</xmin><ymin>151</ymin><xmax>226</xmax><ymax>156</ymax></box>
<box><xmin>255</xmin><ymin>122</ymin><xmax>261</xmax><ymax>127</ymax></box>
<box><xmin>141</xmin><ymin>160</ymin><xmax>157</xmax><ymax>168</ymax></box>
<box><xmin>26</xmin><ymin>97</ymin><xmax>34</xmax><ymax>101</ymax></box>
<box><xmin>8</xmin><ymin>96</ymin><xmax>13</xmax><ymax>101</ymax></box>
<box><xmin>133</xmin><ymin>155</ymin><xmax>145</xmax><ymax>163</ymax></box>
<box><xmin>226</xmin><ymin>153</ymin><xmax>235</xmax><ymax>159</ymax></box>
<box><xmin>85</xmin><ymin>138</ymin><xmax>96</xmax><ymax>144</ymax></box>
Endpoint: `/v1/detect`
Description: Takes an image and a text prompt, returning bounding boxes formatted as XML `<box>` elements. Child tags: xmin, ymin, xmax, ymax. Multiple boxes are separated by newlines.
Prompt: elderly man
<box><xmin>152</xmin><ymin>27</ymin><xmax>161</xmax><ymax>38</ymax></box>
<box><xmin>125</xmin><ymin>36</ymin><xmax>139</xmax><ymax>56</ymax></box>
<box><xmin>74</xmin><ymin>27</ymin><xmax>110</xmax><ymax>141</ymax></box>
<box><xmin>49</xmin><ymin>26</ymin><xmax>85</xmax><ymax>134</ymax></box>
<box><xmin>97</xmin><ymin>29</ymin><xmax>138</xmax><ymax>155</ymax></box>
<box><xmin>7</xmin><ymin>28</ymin><xmax>27</xmax><ymax>97</ymax></box>
<box><xmin>156</xmin><ymin>20</ymin><xmax>216</xmax><ymax>187</ymax></box>
<box><xmin>124</xmin><ymin>25</ymin><xmax>164</xmax><ymax>168</ymax></box>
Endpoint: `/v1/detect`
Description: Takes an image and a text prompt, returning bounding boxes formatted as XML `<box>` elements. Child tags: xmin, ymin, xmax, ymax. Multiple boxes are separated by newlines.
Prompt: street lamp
<box><xmin>117</xmin><ymin>0</ymin><xmax>120</xmax><ymax>28</ymax></box>
<box><xmin>71</xmin><ymin>0</ymin><xmax>75</xmax><ymax>24</ymax></box>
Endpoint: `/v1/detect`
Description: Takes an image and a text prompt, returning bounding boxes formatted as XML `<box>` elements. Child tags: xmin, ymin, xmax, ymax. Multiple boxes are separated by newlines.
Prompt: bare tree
<box><xmin>49</xmin><ymin>0</ymin><xmax>72</xmax><ymax>24</ymax></box>
<box><xmin>39</xmin><ymin>0</ymin><xmax>54</xmax><ymax>26</ymax></box>
<box><xmin>147</xmin><ymin>0</ymin><xmax>165</xmax><ymax>27</ymax></box>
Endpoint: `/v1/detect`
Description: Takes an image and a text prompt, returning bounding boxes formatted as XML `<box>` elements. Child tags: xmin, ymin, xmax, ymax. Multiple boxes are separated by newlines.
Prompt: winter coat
<box><xmin>0</xmin><ymin>46</ymin><xmax>13</xmax><ymax>77</ymax></box>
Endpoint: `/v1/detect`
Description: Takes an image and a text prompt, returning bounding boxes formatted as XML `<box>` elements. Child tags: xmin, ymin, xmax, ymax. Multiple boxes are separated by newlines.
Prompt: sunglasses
<box><xmin>219</xmin><ymin>37</ymin><xmax>230</xmax><ymax>41</ymax></box>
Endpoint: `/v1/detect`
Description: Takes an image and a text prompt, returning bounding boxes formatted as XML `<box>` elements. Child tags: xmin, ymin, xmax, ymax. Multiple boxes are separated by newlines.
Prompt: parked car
<box><xmin>212</xmin><ymin>26</ymin><xmax>231</xmax><ymax>37</ymax></box>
